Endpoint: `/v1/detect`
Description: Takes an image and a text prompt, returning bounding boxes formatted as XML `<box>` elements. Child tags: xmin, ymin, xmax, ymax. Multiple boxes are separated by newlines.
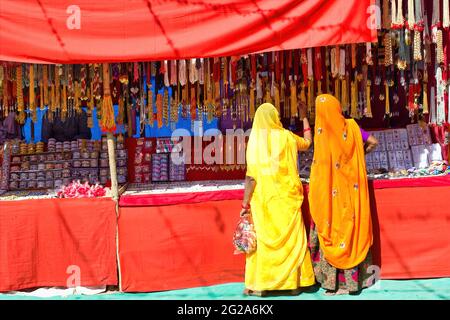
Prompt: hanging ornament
<box><xmin>179</xmin><ymin>60</ymin><xmax>187</xmax><ymax>86</ymax></box>
<box><xmin>61</xmin><ymin>83</ymin><xmax>67</xmax><ymax>122</ymax></box>
<box><xmin>16</xmin><ymin>65</ymin><xmax>25</xmax><ymax>124</ymax></box>
<box><xmin>429</xmin><ymin>86</ymin><xmax>436</xmax><ymax>124</ymax></box>
<box><xmin>444</xmin><ymin>0</ymin><xmax>450</xmax><ymax>29</ymax></box>
<box><xmin>436</xmin><ymin>30</ymin><xmax>444</xmax><ymax>64</ymax></box>
<box><xmin>407</xmin><ymin>0</ymin><xmax>415</xmax><ymax>30</ymax></box>
<box><xmin>350</xmin><ymin>79</ymin><xmax>358</xmax><ymax>118</ymax></box>
<box><xmin>55</xmin><ymin>65</ymin><xmax>61</xmax><ymax>114</ymax></box>
<box><xmin>413</xmin><ymin>30</ymin><xmax>422</xmax><ymax>61</ymax></box>
<box><xmin>100</xmin><ymin>63</ymin><xmax>116</xmax><ymax>132</ymax></box>
<box><xmin>148</xmin><ymin>86</ymin><xmax>153</xmax><ymax>127</ymax></box>
<box><xmin>366</xmin><ymin>43</ymin><xmax>374</xmax><ymax>65</ymax></box>
<box><xmin>29</xmin><ymin>64</ymin><xmax>37</xmax><ymax>123</ymax></box>
<box><xmin>163</xmin><ymin>89</ymin><xmax>169</xmax><ymax>125</ymax></box>
<box><xmin>436</xmin><ymin>67</ymin><xmax>445</xmax><ymax>125</ymax></box>
<box><xmin>384</xmin><ymin>32</ymin><xmax>394</xmax><ymax>66</ymax></box>
<box><xmin>431</xmin><ymin>0</ymin><xmax>441</xmax><ymax>42</ymax></box>
<box><xmin>170</xmin><ymin>60</ymin><xmax>177</xmax><ymax>86</ymax></box>
<box><xmin>391</xmin><ymin>0</ymin><xmax>404</xmax><ymax>29</ymax></box>
<box><xmin>384</xmin><ymin>82</ymin><xmax>390</xmax><ymax>115</ymax></box>
<box><xmin>170</xmin><ymin>90</ymin><xmax>178</xmax><ymax>126</ymax></box>
<box><xmin>156</xmin><ymin>93</ymin><xmax>163</xmax><ymax>128</ymax></box>
<box><xmin>382</xmin><ymin>0</ymin><xmax>391</xmax><ymax>29</ymax></box>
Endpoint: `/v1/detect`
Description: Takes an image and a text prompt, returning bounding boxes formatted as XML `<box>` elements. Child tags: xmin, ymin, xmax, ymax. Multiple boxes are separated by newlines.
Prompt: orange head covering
<box><xmin>309</xmin><ymin>94</ymin><xmax>372</xmax><ymax>269</ymax></box>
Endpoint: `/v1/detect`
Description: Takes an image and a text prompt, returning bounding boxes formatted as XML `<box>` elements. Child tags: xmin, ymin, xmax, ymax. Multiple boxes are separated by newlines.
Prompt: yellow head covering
<box><xmin>309</xmin><ymin>94</ymin><xmax>372</xmax><ymax>269</ymax></box>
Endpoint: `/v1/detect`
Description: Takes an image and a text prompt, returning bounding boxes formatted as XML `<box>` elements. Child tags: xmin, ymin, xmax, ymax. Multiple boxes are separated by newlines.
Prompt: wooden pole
<box><xmin>107</xmin><ymin>132</ymin><xmax>118</xmax><ymax>201</ymax></box>
<box><xmin>106</xmin><ymin>132</ymin><xmax>122</xmax><ymax>291</ymax></box>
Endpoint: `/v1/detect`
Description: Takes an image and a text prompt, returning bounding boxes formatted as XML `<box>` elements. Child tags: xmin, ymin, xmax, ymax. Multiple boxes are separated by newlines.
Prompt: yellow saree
<box><xmin>309</xmin><ymin>94</ymin><xmax>373</xmax><ymax>270</ymax></box>
<box><xmin>245</xmin><ymin>103</ymin><xmax>315</xmax><ymax>291</ymax></box>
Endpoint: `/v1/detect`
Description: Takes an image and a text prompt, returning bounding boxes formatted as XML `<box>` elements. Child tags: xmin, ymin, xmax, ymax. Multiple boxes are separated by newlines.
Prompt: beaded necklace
<box><xmin>16</xmin><ymin>65</ymin><xmax>25</xmax><ymax>124</ymax></box>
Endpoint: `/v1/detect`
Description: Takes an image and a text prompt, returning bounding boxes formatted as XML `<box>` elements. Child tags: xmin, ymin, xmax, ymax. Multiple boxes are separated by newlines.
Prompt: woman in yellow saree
<box><xmin>241</xmin><ymin>102</ymin><xmax>315</xmax><ymax>296</ymax></box>
<box><xmin>308</xmin><ymin>94</ymin><xmax>376</xmax><ymax>295</ymax></box>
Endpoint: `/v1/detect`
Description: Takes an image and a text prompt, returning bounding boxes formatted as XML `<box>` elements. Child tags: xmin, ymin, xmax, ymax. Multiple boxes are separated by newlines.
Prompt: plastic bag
<box><xmin>233</xmin><ymin>214</ymin><xmax>257</xmax><ymax>254</ymax></box>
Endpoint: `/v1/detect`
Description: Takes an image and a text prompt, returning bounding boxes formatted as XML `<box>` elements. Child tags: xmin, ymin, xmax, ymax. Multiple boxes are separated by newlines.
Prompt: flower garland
<box><xmin>57</xmin><ymin>180</ymin><xmax>108</xmax><ymax>198</ymax></box>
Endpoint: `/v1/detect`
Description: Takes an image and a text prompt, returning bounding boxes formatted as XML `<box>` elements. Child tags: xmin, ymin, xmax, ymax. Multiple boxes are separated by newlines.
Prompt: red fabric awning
<box><xmin>0</xmin><ymin>0</ymin><xmax>376</xmax><ymax>63</ymax></box>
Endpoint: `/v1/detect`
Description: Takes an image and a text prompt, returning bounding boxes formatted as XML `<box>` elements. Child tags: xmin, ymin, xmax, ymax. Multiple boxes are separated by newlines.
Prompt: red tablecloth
<box><xmin>118</xmin><ymin>176</ymin><xmax>450</xmax><ymax>292</ymax></box>
<box><xmin>0</xmin><ymin>198</ymin><xmax>118</xmax><ymax>292</ymax></box>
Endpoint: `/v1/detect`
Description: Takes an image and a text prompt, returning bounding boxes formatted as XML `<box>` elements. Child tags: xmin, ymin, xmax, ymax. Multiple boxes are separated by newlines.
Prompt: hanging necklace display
<box><xmin>429</xmin><ymin>86</ymin><xmax>436</xmax><ymax>124</ymax></box>
<box><xmin>431</xmin><ymin>0</ymin><xmax>441</xmax><ymax>51</ymax></box>
<box><xmin>382</xmin><ymin>0</ymin><xmax>391</xmax><ymax>29</ymax></box>
<box><xmin>29</xmin><ymin>64</ymin><xmax>37</xmax><ymax>123</ymax></box>
<box><xmin>16</xmin><ymin>65</ymin><xmax>25</xmax><ymax>124</ymax></box>
<box><xmin>444</xmin><ymin>0</ymin><xmax>450</xmax><ymax>29</ymax></box>
<box><xmin>156</xmin><ymin>92</ymin><xmax>163</xmax><ymax>128</ymax></box>
<box><xmin>407</xmin><ymin>0</ymin><xmax>415</xmax><ymax>30</ymax></box>
<box><xmin>422</xmin><ymin>68</ymin><xmax>429</xmax><ymax>114</ymax></box>
<box><xmin>87</xmin><ymin>71</ymin><xmax>96</xmax><ymax>128</ymax></box>
<box><xmin>61</xmin><ymin>83</ymin><xmax>67</xmax><ymax>122</ymax></box>
<box><xmin>330</xmin><ymin>47</ymin><xmax>339</xmax><ymax>102</ymax></box>
<box><xmin>100</xmin><ymin>63</ymin><xmax>116</xmax><ymax>133</ymax></box>
<box><xmin>1</xmin><ymin>66</ymin><xmax>8</xmax><ymax>118</ymax></box>
<box><xmin>0</xmin><ymin>66</ymin><xmax>3</xmax><ymax>117</ymax></box>
<box><xmin>436</xmin><ymin>30</ymin><xmax>444</xmax><ymax>64</ymax></box>
<box><xmin>222</xmin><ymin>57</ymin><xmax>228</xmax><ymax>117</ymax></box>
<box><xmin>139</xmin><ymin>66</ymin><xmax>147</xmax><ymax>135</ymax></box>
<box><xmin>37</xmin><ymin>66</ymin><xmax>43</xmax><ymax>113</ymax></box>
<box><xmin>74</xmin><ymin>76</ymin><xmax>82</xmax><ymax>115</ymax></box>
<box><xmin>163</xmin><ymin>88</ymin><xmax>169</xmax><ymax>126</ymax></box>
<box><xmin>170</xmin><ymin>60</ymin><xmax>177</xmax><ymax>86</ymax></box>
<box><xmin>213</xmin><ymin>58</ymin><xmax>221</xmax><ymax>117</ymax></box>
<box><xmin>148</xmin><ymin>82</ymin><xmax>153</xmax><ymax>127</ymax></box>
<box><xmin>391</xmin><ymin>0</ymin><xmax>404</xmax><ymax>29</ymax></box>
<box><xmin>170</xmin><ymin>89</ymin><xmax>178</xmax><ymax>130</ymax></box>
<box><xmin>49</xmin><ymin>65</ymin><xmax>56</xmax><ymax>123</ymax></box>
<box><xmin>92</xmin><ymin>64</ymin><xmax>101</xmax><ymax>122</ymax></box>
<box><xmin>436</xmin><ymin>67</ymin><xmax>445</xmax><ymax>125</ymax></box>
<box><xmin>164</xmin><ymin>60</ymin><xmax>170</xmax><ymax>87</ymax></box>
<box><xmin>55</xmin><ymin>65</ymin><xmax>62</xmax><ymax>119</ymax></box>
<box><xmin>80</xmin><ymin>65</ymin><xmax>88</xmax><ymax>103</ymax></box>
<box><xmin>339</xmin><ymin>47</ymin><xmax>349</xmax><ymax>113</ymax></box>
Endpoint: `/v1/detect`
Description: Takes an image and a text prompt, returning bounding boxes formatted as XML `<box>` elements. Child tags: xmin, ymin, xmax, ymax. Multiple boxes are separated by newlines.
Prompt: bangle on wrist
<box><xmin>303</xmin><ymin>127</ymin><xmax>311</xmax><ymax>133</ymax></box>
<box><xmin>242</xmin><ymin>203</ymin><xmax>251</xmax><ymax>210</ymax></box>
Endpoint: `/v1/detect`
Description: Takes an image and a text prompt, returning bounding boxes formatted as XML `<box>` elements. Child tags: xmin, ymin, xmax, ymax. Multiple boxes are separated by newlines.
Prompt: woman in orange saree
<box><xmin>308</xmin><ymin>94</ymin><xmax>377</xmax><ymax>295</ymax></box>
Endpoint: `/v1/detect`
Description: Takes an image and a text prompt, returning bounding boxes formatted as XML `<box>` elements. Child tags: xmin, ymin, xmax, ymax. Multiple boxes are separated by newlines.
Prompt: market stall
<box><xmin>117</xmin><ymin>176</ymin><xmax>450</xmax><ymax>292</ymax></box>
<box><xmin>1</xmin><ymin>0</ymin><xmax>449</xmax><ymax>294</ymax></box>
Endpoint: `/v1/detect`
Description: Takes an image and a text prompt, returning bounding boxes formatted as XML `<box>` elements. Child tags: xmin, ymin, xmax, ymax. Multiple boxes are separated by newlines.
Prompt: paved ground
<box><xmin>1</xmin><ymin>278</ymin><xmax>449</xmax><ymax>300</ymax></box>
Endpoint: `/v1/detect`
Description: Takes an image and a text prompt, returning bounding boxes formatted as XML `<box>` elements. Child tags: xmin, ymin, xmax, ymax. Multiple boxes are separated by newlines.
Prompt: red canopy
<box><xmin>0</xmin><ymin>0</ymin><xmax>376</xmax><ymax>63</ymax></box>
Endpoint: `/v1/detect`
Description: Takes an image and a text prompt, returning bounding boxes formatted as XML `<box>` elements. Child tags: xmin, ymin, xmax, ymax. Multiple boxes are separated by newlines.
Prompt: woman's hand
<box><xmin>298</xmin><ymin>101</ymin><xmax>308</xmax><ymax>120</ymax></box>
<box><xmin>240</xmin><ymin>208</ymin><xmax>250</xmax><ymax>217</ymax></box>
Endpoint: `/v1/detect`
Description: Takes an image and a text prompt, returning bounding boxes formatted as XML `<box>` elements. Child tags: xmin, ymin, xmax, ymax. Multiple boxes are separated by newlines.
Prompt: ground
<box><xmin>1</xmin><ymin>278</ymin><xmax>449</xmax><ymax>300</ymax></box>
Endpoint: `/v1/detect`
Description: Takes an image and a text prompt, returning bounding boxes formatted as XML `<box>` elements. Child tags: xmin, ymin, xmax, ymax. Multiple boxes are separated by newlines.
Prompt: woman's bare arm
<box><xmin>240</xmin><ymin>175</ymin><xmax>256</xmax><ymax>216</ymax></box>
